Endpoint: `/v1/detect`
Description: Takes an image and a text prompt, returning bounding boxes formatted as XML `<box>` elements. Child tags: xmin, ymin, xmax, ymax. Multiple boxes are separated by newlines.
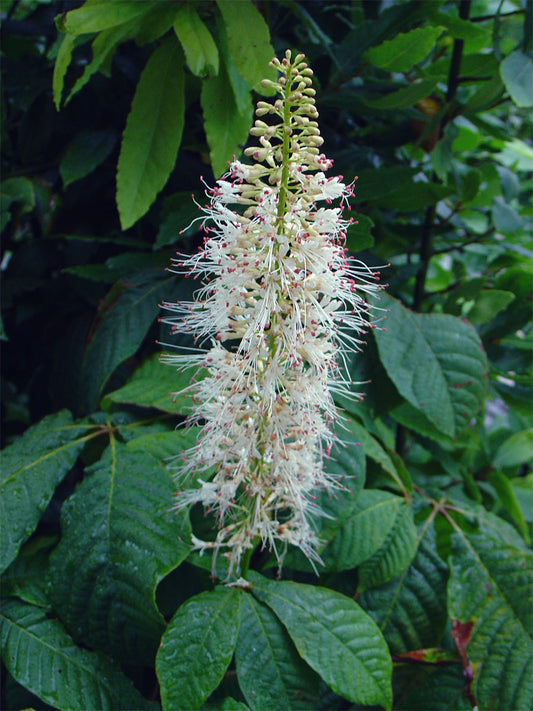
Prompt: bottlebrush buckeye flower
<box><xmin>161</xmin><ymin>50</ymin><xmax>383</xmax><ymax>576</ymax></box>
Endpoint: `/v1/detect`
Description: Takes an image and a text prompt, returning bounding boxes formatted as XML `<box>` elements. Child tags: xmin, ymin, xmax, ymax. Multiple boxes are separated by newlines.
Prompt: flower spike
<box><xmin>161</xmin><ymin>51</ymin><xmax>384</xmax><ymax>576</ymax></box>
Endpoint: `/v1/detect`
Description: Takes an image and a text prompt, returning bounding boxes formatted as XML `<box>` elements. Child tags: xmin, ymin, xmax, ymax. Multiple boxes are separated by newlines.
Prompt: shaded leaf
<box><xmin>500</xmin><ymin>51</ymin><xmax>533</xmax><ymax>108</ymax></box>
<box><xmin>0</xmin><ymin>410</ymin><xmax>86</xmax><ymax>573</ymax></box>
<box><xmin>60</xmin><ymin>130</ymin><xmax>116</xmax><ymax>187</ymax></box>
<box><xmin>56</xmin><ymin>1</ymin><xmax>149</xmax><ymax>35</ymax></box>
<box><xmin>364</xmin><ymin>78</ymin><xmax>440</xmax><ymax>109</ymax></box>
<box><xmin>1</xmin><ymin>598</ymin><xmax>153</xmax><ymax>711</ymax></box>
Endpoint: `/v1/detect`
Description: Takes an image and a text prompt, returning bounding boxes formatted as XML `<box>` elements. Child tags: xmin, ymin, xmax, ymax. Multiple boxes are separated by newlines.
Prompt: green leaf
<box><xmin>447</xmin><ymin>522</ymin><xmax>533</xmax><ymax>710</ymax></box>
<box><xmin>322</xmin><ymin>490</ymin><xmax>404</xmax><ymax>571</ymax></box>
<box><xmin>345</xmin><ymin>214</ymin><xmax>374</xmax><ymax>251</ymax></box>
<box><xmin>493</xmin><ymin>428</ymin><xmax>533</xmax><ymax>469</ymax></box>
<box><xmin>154</xmin><ymin>190</ymin><xmax>202</xmax><ymax>249</ymax></box>
<box><xmin>359</xmin><ymin>519</ymin><xmax>449</xmax><ymax>654</ymax></box>
<box><xmin>156</xmin><ymin>588</ymin><xmax>241</xmax><ymax>711</ymax></box>
<box><xmin>0</xmin><ymin>410</ymin><xmax>86</xmax><ymax>574</ymax></box>
<box><xmin>357</xmin><ymin>500</ymin><xmax>418</xmax><ymax>592</ymax></box>
<box><xmin>394</xmin><ymin>665</ymin><xmax>471</xmax><ymax>710</ymax></box>
<box><xmin>0</xmin><ymin>598</ymin><xmax>153</xmax><ymax>711</ymax></box>
<box><xmin>52</xmin><ymin>33</ymin><xmax>76</xmax><ymax>109</ymax></box>
<box><xmin>487</xmin><ymin>470</ymin><xmax>529</xmax><ymax>541</ymax></box>
<box><xmin>363</xmin><ymin>78</ymin><xmax>440</xmax><ymax>109</ymax></box>
<box><xmin>235</xmin><ymin>593</ymin><xmax>320</xmax><ymax>710</ymax></box>
<box><xmin>249</xmin><ymin>572</ymin><xmax>392</xmax><ymax>710</ymax></box>
<box><xmin>466</xmin><ymin>288</ymin><xmax>516</xmax><ymax>325</ymax></box>
<box><xmin>103</xmin><ymin>353</ymin><xmax>200</xmax><ymax>414</ymax></box>
<box><xmin>500</xmin><ymin>51</ymin><xmax>533</xmax><ymax>108</ymax></box>
<box><xmin>56</xmin><ymin>1</ymin><xmax>149</xmax><ymax>35</ymax></box>
<box><xmin>215</xmin><ymin>0</ymin><xmax>275</xmax><ymax>92</ymax></box>
<box><xmin>60</xmin><ymin>130</ymin><xmax>116</xmax><ymax>187</ymax></box>
<box><xmin>492</xmin><ymin>196</ymin><xmax>524</xmax><ymax>234</ymax></box>
<box><xmin>173</xmin><ymin>4</ymin><xmax>219</xmax><ymax>77</ymax></box>
<box><xmin>80</xmin><ymin>276</ymin><xmax>176</xmax><ymax>412</ymax></box>
<box><xmin>48</xmin><ymin>444</ymin><xmax>190</xmax><ymax>664</ymax></box>
<box><xmin>374</xmin><ymin>294</ymin><xmax>488</xmax><ymax>438</ymax></box>
<box><xmin>346</xmin><ymin>420</ymin><xmax>410</xmax><ymax>491</ymax></box>
<box><xmin>65</xmin><ymin>16</ymin><xmax>149</xmax><ymax>104</ymax></box>
<box><xmin>201</xmin><ymin>58</ymin><xmax>253</xmax><ymax>178</ymax></box>
<box><xmin>117</xmin><ymin>35</ymin><xmax>185</xmax><ymax>230</ymax></box>
<box><xmin>2</xmin><ymin>536</ymin><xmax>56</xmax><ymax>608</ymax></box>
<box><xmin>125</xmin><ymin>428</ymin><xmax>200</xmax><ymax>460</ymax></box>
<box><xmin>364</xmin><ymin>25</ymin><xmax>444</xmax><ymax>72</ymax></box>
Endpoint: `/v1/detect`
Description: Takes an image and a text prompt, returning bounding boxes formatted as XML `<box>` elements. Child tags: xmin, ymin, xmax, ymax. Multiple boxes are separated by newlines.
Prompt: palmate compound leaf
<box><xmin>447</xmin><ymin>516</ymin><xmax>533</xmax><ymax>710</ymax></box>
<box><xmin>248</xmin><ymin>572</ymin><xmax>392</xmax><ymax>710</ymax></box>
<box><xmin>48</xmin><ymin>442</ymin><xmax>191</xmax><ymax>665</ymax></box>
<box><xmin>374</xmin><ymin>294</ymin><xmax>488</xmax><ymax>439</ymax></box>
<box><xmin>156</xmin><ymin>587</ymin><xmax>241</xmax><ymax>711</ymax></box>
<box><xmin>0</xmin><ymin>410</ymin><xmax>86</xmax><ymax>574</ymax></box>
<box><xmin>358</xmin><ymin>517</ymin><xmax>449</xmax><ymax>654</ymax></box>
<box><xmin>0</xmin><ymin>598</ymin><xmax>153</xmax><ymax>711</ymax></box>
<box><xmin>235</xmin><ymin>593</ymin><xmax>320</xmax><ymax>710</ymax></box>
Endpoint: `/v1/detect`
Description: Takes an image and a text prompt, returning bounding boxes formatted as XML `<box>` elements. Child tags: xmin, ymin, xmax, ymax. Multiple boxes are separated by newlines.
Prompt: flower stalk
<box><xmin>161</xmin><ymin>51</ymin><xmax>383</xmax><ymax>576</ymax></box>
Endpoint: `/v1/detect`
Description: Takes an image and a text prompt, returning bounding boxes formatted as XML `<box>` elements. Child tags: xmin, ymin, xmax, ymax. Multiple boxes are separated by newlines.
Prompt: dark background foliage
<box><xmin>1</xmin><ymin>1</ymin><xmax>532</xmax><ymax>710</ymax></box>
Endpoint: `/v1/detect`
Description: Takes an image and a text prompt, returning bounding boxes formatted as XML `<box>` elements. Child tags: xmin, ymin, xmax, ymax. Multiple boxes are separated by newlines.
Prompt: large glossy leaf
<box><xmin>201</xmin><ymin>59</ymin><xmax>253</xmax><ymax>177</ymax></box>
<box><xmin>322</xmin><ymin>490</ymin><xmax>404</xmax><ymax>571</ymax></box>
<box><xmin>236</xmin><ymin>593</ymin><xmax>319</xmax><ymax>710</ymax></box>
<box><xmin>249</xmin><ymin>572</ymin><xmax>392</xmax><ymax>710</ymax></box>
<box><xmin>156</xmin><ymin>587</ymin><xmax>241</xmax><ymax>711</ymax></box>
<box><xmin>375</xmin><ymin>294</ymin><xmax>488</xmax><ymax>438</ymax></box>
<box><xmin>117</xmin><ymin>35</ymin><xmax>185</xmax><ymax>229</ymax></box>
<box><xmin>215</xmin><ymin>0</ymin><xmax>275</xmax><ymax>91</ymax></box>
<box><xmin>0</xmin><ymin>410</ymin><xmax>86</xmax><ymax>573</ymax></box>
<box><xmin>447</xmin><ymin>517</ymin><xmax>533</xmax><ymax>710</ymax></box>
<box><xmin>357</xmin><ymin>500</ymin><xmax>418</xmax><ymax>592</ymax></box>
<box><xmin>359</xmin><ymin>519</ymin><xmax>449</xmax><ymax>653</ymax></box>
<box><xmin>1</xmin><ymin>598</ymin><xmax>153</xmax><ymax>711</ymax></box>
<box><xmin>48</xmin><ymin>443</ymin><xmax>190</xmax><ymax>664</ymax></box>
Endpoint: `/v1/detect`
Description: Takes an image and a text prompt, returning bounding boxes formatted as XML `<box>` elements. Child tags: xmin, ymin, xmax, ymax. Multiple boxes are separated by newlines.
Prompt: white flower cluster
<box><xmin>161</xmin><ymin>51</ymin><xmax>383</xmax><ymax>575</ymax></box>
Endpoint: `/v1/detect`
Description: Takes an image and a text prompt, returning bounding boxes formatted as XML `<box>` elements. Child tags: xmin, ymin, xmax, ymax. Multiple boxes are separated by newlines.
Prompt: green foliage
<box><xmin>2</xmin><ymin>1</ymin><xmax>531</xmax><ymax>710</ymax></box>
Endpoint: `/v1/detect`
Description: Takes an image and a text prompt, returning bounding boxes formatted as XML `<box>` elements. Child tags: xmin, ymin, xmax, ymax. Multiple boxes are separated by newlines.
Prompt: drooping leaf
<box><xmin>364</xmin><ymin>25</ymin><xmax>444</xmax><ymax>72</ymax></box>
<box><xmin>215</xmin><ymin>0</ymin><xmax>275</xmax><ymax>92</ymax></box>
<box><xmin>201</xmin><ymin>58</ymin><xmax>253</xmax><ymax>177</ymax></box>
<box><xmin>47</xmin><ymin>444</ymin><xmax>190</xmax><ymax>664</ymax></box>
<box><xmin>500</xmin><ymin>51</ymin><xmax>533</xmax><ymax>108</ymax></box>
<box><xmin>0</xmin><ymin>410</ymin><xmax>87</xmax><ymax>574</ymax></box>
<box><xmin>1</xmin><ymin>598</ymin><xmax>153</xmax><ymax>711</ymax></box>
<box><xmin>60</xmin><ymin>130</ymin><xmax>117</xmax><ymax>187</ymax></box>
<box><xmin>156</xmin><ymin>587</ymin><xmax>241</xmax><ymax>711</ymax></box>
<box><xmin>235</xmin><ymin>593</ymin><xmax>320</xmax><ymax>710</ymax></box>
<box><xmin>2</xmin><ymin>536</ymin><xmax>56</xmax><ymax>608</ymax></box>
<box><xmin>322</xmin><ymin>490</ymin><xmax>404</xmax><ymax>571</ymax></box>
<box><xmin>359</xmin><ymin>519</ymin><xmax>449</xmax><ymax>653</ymax></box>
<box><xmin>52</xmin><ymin>33</ymin><xmax>76</xmax><ymax>109</ymax></box>
<box><xmin>173</xmin><ymin>4</ymin><xmax>219</xmax><ymax>77</ymax></box>
<box><xmin>117</xmin><ymin>35</ymin><xmax>185</xmax><ymax>230</ymax></box>
<box><xmin>249</xmin><ymin>572</ymin><xmax>392</xmax><ymax>710</ymax></box>
<box><xmin>357</xmin><ymin>500</ymin><xmax>418</xmax><ymax>592</ymax></box>
<box><xmin>374</xmin><ymin>294</ymin><xmax>488</xmax><ymax>438</ymax></box>
<box><xmin>447</xmin><ymin>518</ymin><xmax>533</xmax><ymax>710</ymax></box>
